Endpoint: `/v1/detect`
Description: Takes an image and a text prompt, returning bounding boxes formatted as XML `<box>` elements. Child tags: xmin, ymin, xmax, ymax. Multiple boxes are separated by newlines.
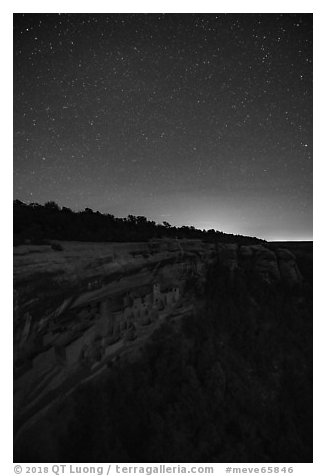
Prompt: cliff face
<box><xmin>216</xmin><ymin>243</ymin><xmax>303</xmax><ymax>285</ymax></box>
<box><xmin>14</xmin><ymin>238</ymin><xmax>215</xmax><ymax>349</ymax></box>
<box><xmin>14</xmin><ymin>239</ymin><xmax>215</xmax><ymax>436</ymax></box>
<box><xmin>13</xmin><ymin>238</ymin><xmax>310</xmax><ymax>447</ymax></box>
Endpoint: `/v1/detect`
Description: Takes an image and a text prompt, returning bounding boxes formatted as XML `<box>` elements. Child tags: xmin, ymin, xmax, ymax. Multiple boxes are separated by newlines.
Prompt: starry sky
<box><xmin>13</xmin><ymin>13</ymin><xmax>312</xmax><ymax>241</ymax></box>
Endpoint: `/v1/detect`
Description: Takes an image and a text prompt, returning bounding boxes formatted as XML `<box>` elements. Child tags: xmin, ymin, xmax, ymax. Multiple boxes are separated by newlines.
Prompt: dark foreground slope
<box><xmin>14</xmin><ymin>242</ymin><xmax>312</xmax><ymax>463</ymax></box>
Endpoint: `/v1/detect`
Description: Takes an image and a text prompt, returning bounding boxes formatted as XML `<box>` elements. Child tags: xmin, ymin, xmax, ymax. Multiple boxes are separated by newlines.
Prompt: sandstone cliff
<box><xmin>13</xmin><ymin>238</ymin><xmax>310</xmax><ymax>445</ymax></box>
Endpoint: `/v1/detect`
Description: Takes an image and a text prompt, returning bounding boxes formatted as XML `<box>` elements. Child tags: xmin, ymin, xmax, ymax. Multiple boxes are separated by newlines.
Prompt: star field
<box><xmin>13</xmin><ymin>13</ymin><xmax>312</xmax><ymax>240</ymax></box>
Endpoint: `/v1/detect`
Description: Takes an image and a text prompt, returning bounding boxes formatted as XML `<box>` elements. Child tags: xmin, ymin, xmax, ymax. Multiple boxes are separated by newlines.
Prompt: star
<box><xmin>13</xmin><ymin>13</ymin><xmax>312</xmax><ymax>241</ymax></box>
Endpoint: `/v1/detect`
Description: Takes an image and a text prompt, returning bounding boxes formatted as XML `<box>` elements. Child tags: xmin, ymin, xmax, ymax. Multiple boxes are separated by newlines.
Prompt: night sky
<box><xmin>13</xmin><ymin>13</ymin><xmax>312</xmax><ymax>241</ymax></box>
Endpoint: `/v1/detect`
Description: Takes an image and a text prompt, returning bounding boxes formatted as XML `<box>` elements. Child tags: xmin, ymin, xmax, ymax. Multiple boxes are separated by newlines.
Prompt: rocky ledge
<box><xmin>13</xmin><ymin>238</ymin><xmax>309</xmax><ymax>441</ymax></box>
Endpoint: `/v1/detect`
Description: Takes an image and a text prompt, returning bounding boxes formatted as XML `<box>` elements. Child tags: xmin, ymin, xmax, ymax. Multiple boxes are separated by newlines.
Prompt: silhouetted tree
<box><xmin>44</xmin><ymin>201</ymin><xmax>60</xmax><ymax>211</ymax></box>
<box><xmin>13</xmin><ymin>200</ymin><xmax>265</xmax><ymax>245</ymax></box>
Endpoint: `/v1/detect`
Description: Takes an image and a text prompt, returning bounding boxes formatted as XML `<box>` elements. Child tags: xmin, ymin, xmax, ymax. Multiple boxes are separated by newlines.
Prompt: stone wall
<box><xmin>31</xmin><ymin>281</ymin><xmax>182</xmax><ymax>372</ymax></box>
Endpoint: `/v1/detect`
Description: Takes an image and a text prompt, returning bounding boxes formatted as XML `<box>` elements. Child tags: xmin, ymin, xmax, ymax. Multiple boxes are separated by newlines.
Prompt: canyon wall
<box><xmin>13</xmin><ymin>238</ymin><xmax>308</xmax><ymax>441</ymax></box>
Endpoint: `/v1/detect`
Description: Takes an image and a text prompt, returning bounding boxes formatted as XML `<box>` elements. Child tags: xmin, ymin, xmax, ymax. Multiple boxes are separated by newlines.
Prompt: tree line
<box><xmin>13</xmin><ymin>200</ymin><xmax>264</xmax><ymax>245</ymax></box>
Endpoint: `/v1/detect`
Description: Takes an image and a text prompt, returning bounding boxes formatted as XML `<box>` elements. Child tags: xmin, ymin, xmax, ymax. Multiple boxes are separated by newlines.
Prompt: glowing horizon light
<box><xmin>13</xmin><ymin>13</ymin><xmax>312</xmax><ymax>242</ymax></box>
